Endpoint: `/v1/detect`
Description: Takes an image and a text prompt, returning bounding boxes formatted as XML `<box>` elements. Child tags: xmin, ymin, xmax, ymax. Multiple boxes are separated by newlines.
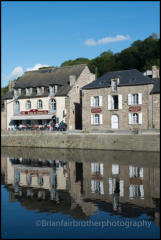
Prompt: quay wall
<box><xmin>1</xmin><ymin>132</ymin><xmax>160</xmax><ymax>152</ymax></box>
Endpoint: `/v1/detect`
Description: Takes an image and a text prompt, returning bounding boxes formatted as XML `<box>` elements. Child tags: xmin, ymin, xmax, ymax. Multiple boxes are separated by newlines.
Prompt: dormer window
<box><xmin>37</xmin><ymin>87</ymin><xmax>42</xmax><ymax>95</ymax></box>
<box><xmin>14</xmin><ymin>89</ymin><xmax>19</xmax><ymax>99</ymax></box>
<box><xmin>50</xmin><ymin>86</ymin><xmax>55</xmax><ymax>97</ymax></box>
<box><xmin>26</xmin><ymin>88</ymin><xmax>31</xmax><ymax>95</ymax></box>
<box><xmin>112</xmin><ymin>80</ymin><xmax>117</xmax><ymax>91</ymax></box>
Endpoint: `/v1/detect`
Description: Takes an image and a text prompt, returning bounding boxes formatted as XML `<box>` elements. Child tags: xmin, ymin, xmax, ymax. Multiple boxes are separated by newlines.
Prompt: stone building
<box><xmin>2</xmin><ymin>64</ymin><xmax>95</xmax><ymax>130</ymax></box>
<box><xmin>82</xmin><ymin>69</ymin><xmax>160</xmax><ymax>131</ymax></box>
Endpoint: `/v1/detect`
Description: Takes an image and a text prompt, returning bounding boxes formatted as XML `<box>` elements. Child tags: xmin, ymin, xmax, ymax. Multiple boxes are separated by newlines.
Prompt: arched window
<box><xmin>14</xmin><ymin>101</ymin><xmax>20</xmax><ymax>115</ymax></box>
<box><xmin>133</xmin><ymin>113</ymin><xmax>139</xmax><ymax>124</ymax></box>
<box><xmin>26</xmin><ymin>100</ymin><xmax>31</xmax><ymax>110</ymax></box>
<box><xmin>50</xmin><ymin>99</ymin><xmax>56</xmax><ymax>112</ymax></box>
<box><xmin>94</xmin><ymin>114</ymin><xmax>100</xmax><ymax>125</ymax></box>
<box><xmin>37</xmin><ymin>99</ymin><xmax>43</xmax><ymax>109</ymax></box>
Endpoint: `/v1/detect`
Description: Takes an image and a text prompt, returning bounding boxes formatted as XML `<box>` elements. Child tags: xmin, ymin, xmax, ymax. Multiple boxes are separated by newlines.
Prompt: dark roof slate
<box><xmin>150</xmin><ymin>78</ymin><xmax>160</xmax><ymax>94</ymax></box>
<box><xmin>83</xmin><ymin>69</ymin><xmax>153</xmax><ymax>89</ymax></box>
<box><xmin>1</xmin><ymin>91</ymin><xmax>14</xmax><ymax>100</ymax></box>
<box><xmin>14</xmin><ymin>65</ymin><xmax>87</xmax><ymax>97</ymax></box>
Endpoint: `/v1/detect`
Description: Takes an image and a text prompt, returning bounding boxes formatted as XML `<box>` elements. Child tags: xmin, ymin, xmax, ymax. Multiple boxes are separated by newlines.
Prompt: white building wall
<box><xmin>6</xmin><ymin>96</ymin><xmax>66</xmax><ymax>129</ymax></box>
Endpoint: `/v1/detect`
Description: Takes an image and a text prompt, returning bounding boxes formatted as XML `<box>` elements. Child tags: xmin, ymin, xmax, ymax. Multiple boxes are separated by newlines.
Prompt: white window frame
<box><xmin>112</xmin><ymin>80</ymin><xmax>117</xmax><ymax>91</ymax></box>
<box><xmin>37</xmin><ymin>87</ymin><xmax>42</xmax><ymax>95</ymax></box>
<box><xmin>26</xmin><ymin>100</ymin><xmax>31</xmax><ymax>110</ymax></box>
<box><xmin>50</xmin><ymin>86</ymin><xmax>55</xmax><ymax>96</ymax></box>
<box><xmin>26</xmin><ymin>88</ymin><xmax>31</xmax><ymax>96</ymax></box>
<box><xmin>14</xmin><ymin>89</ymin><xmax>19</xmax><ymax>99</ymax></box>
<box><xmin>90</xmin><ymin>96</ymin><xmax>102</xmax><ymax>107</ymax></box>
<box><xmin>37</xmin><ymin>99</ymin><xmax>43</xmax><ymax>109</ymax></box>
<box><xmin>50</xmin><ymin>99</ymin><xmax>56</xmax><ymax>112</ymax></box>
<box><xmin>132</xmin><ymin>113</ymin><xmax>139</xmax><ymax>124</ymax></box>
<box><xmin>128</xmin><ymin>112</ymin><xmax>142</xmax><ymax>124</ymax></box>
<box><xmin>91</xmin><ymin>114</ymin><xmax>103</xmax><ymax>125</ymax></box>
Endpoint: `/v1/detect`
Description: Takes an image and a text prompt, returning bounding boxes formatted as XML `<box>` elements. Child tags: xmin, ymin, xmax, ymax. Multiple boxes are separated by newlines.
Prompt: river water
<box><xmin>1</xmin><ymin>147</ymin><xmax>160</xmax><ymax>239</ymax></box>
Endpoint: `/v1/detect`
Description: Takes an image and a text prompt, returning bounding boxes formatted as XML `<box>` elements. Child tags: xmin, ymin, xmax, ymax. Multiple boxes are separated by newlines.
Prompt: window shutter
<box><xmin>100</xmin><ymin>181</ymin><xmax>104</xmax><ymax>195</ymax></box>
<box><xmin>139</xmin><ymin>112</ymin><xmax>142</xmax><ymax>124</ymax></box>
<box><xmin>100</xmin><ymin>163</ymin><xmax>104</xmax><ymax>176</ymax></box>
<box><xmin>111</xmin><ymin>96</ymin><xmax>114</xmax><ymax>109</ymax></box>
<box><xmin>128</xmin><ymin>113</ymin><xmax>132</xmax><ymax>124</ymax></box>
<box><xmin>108</xmin><ymin>178</ymin><xmax>113</xmax><ymax>195</ymax></box>
<box><xmin>108</xmin><ymin>95</ymin><xmax>111</xmax><ymax>110</ymax></box>
<box><xmin>119</xmin><ymin>180</ymin><xmax>124</xmax><ymax>197</ymax></box>
<box><xmin>90</xmin><ymin>97</ymin><xmax>94</xmax><ymax>107</ymax></box>
<box><xmin>129</xmin><ymin>166</ymin><xmax>133</xmax><ymax>178</ymax></box>
<box><xmin>90</xmin><ymin>115</ymin><xmax>94</xmax><ymax>125</ymax></box>
<box><xmin>128</xmin><ymin>94</ymin><xmax>132</xmax><ymax>105</ymax></box>
<box><xmin>91</xmin><ymin>163</ymin><xmax>95</xmax><ymax>174</ymax></box>
<box><xmin>140</xmin><ymin>185</ymin><xmax>144</xmax><ymax>199</ymax></box>
<box><xmin>139</xmin><ymin>168</ymin><xmax>144</xmax><ymax>178</ymax></box>
<box><xmin>99</xmin><ymin>96</ymin><xmax>102</xmax><ymax>106</ymax></box>
<box><xmin>118</xmin><ymin>95</ymin><xmax>122</xmax><ymax>109</ymax></box>
<box><xmin>100</xmin><ymin>114</ymin><xmax>103</xmax><ymax>124</ymax></box>
<box><xmin>138</xmin><ymin>93</ymin><xmax>142</xmax><ymax>104</ymax></box>
<box><xmin>129</xmin><ymin>185</ymin><xmax>134</xmax><ymax>199</ymax></box>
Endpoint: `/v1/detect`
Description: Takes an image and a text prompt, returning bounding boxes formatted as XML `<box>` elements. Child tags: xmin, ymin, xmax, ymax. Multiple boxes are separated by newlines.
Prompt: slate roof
<box><xmin>83</xmin><ymin>69</ymin><xmax>154</xmax><ymax>89</ymax></box>
<box><xmin>150</xmin><ymin>78</ymin><xmax>160</xmax><ymax>94</ymax></box>
<box><xmin>1</xmin><ymin>91</ymin><xmax>14</xmax><ymax>100</ymax></box>
<box><xmin>14</xmin><ymin>64</ymin><xmax>87</xmax><ymax>97</ymax></box>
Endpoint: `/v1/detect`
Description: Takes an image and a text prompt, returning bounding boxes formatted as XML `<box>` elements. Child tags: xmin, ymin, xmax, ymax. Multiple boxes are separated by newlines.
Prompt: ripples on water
<box><xmin>1</xmin><ymin>147</ymin><xmax>160</xmax><ymax>239</ymax></box>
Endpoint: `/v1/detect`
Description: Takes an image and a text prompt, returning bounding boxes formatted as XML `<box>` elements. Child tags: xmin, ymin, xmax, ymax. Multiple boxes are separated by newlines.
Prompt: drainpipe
<box><xmin>152</xmin><ymin>94</ymin><xmax>154</xmax><ymax>128</ymax></box>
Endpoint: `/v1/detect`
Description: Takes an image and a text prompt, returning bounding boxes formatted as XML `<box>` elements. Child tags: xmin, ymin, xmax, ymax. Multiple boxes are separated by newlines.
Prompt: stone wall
<box><xmin>82</xmin><ymin>84</ymin><xmax>155</xmax><ymax>131</ymax></box>
<box><xmin>67</xmin><ymin>66</ymin><xmax>95</xmax><ymax>130</ymax></box>
<box><xmin>152</xmin><ymin>94</ymin><xmax>160</xmax><ymax>129</ymax></box>
<box><xmin>1</xmin><ymin>132</ymin><xmax>160</xmax><ymax>152</ymax></box>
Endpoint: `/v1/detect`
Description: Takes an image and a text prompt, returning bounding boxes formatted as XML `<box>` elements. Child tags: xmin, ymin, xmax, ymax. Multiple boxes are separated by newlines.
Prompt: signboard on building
<box><xmin>91</xmin><ymin>108</ymin><xmax>102</xmax><ymax>113</ymax></box>
<box><xmin>128</xmin><ymin>106</ymin><xmax>141</xmax><ymax>112</ymax></box>
<box><xmin>20</xmin><ymin>109</ymin><xmax>49</xmax><ymax>115</ymax></box>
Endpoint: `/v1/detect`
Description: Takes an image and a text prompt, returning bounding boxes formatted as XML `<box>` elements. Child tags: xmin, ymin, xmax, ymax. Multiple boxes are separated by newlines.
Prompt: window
<box><xmin>91</xmin><ymin>163</ymin><xmax>104</xmax><ymax>176</ymax></box>
<box><xmin>112</xmin><ymin>95</ymin><xmax>118</xmax><ymax>110</ymax></box>
<box><xmin>128</xmin><ymin>93</ymin><xmax>142</xmax><ymax>105</ymax></box>
<box><xmin>129</xmin><ymin>185</ymin><xmax>144</xmax><ymax>199</ymax></box>
<box><xmin>108</xmin><ymin>95</ymin><xmax>122</xmax><ymax>110</ymax></box>
<box><xmin>129</xmin><ymin>166</ymin><xmax>143</xmax><ymax>178</ymax></box>
<box><xmin>37</xmin><ymin>87</ymin><xmax>42</xmax><ymax>95</ymax></box>
<box><xmin>112</xmin><ymin>164</ymin><xmax>120</xmax><ymax>175</ymax></box>
<box><xmin>90</xmin><ymin>96</ymin><xmax>102</xmax><ymax>107</ymax></box>
<box><xmin>132</xmin><ymin>94</ymin><xmax>139</xmax><ymax>105</ymax></box>
<box><xmin>91</xmin><ymin>114</ymin><xmax>103</xmax><ymax>125</ymax></box>
<box><xmin>26</xmin><ymin>88</ymin><xmax>31</xmax><ymax>95</ymax></box>
<box><xmin>50</xmin><ymin>86</ymin><xmax>55</xmax><ymax>96</ymax></box>
<box><xmin>26</xmin><ymin>100</ymin><xmax>31</xmax><ymax>110</ymax></box>
<box><xmin>112</xmin><ymin>80</ymin><xmax>117</xmax><ymax>91</ymax></box>
<box><xmin>94</xmin><ymin>96</ymin><xmax>99</xmax><ymax>107</ymax></box>
<box><xmin>128</xmin><ymin>112</ymin><xmax>142</xmax><ymax>124</ymax></box>
<box><xmin>14</xmin><ymin>101</ymin><xmax>20</xmax><ymax>115</ymax></box>
<box><xmin>37</xmin><ymin>99</ymin><xmax>43</xmax><ymax>109</ymax></box>
<box><xmin>14</xmin><ymin>89</ymin><xmax>19</xmax><ymax>99</ymax></box>
<box><xmin>50</xmin><ymin>99</ymin><xmax>56</xmax><ymax>112</ymax></box>
<box><xmin>91</xmin><ymin>180</ymin><xmax>104</xmax><ymax>195</ymax></box>
<box><xmin>94</xmin><ymin>114</ymin><xmax>100</xmax><ymax>124</ymax></box>
<box><xmin>38</xmin><ymin>176</ymin><xmax>43</xmax><ymax>186</ymax></box>
<box><xmin>132</xmin><ymin>113</ymin><xmax>139</xmax><ymax>124</ymax></box>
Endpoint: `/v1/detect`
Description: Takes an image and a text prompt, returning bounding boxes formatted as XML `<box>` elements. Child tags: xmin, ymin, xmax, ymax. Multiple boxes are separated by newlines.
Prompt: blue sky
<box><xmin>2</xmin><ymin>1</ymin><xmax>160</xmax><ymax>87</ymax></box>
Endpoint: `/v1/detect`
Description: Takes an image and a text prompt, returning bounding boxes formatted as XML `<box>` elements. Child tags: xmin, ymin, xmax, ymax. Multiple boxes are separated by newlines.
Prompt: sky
<box><xmin>1</xmin><ymin>1</ymin><xmax>160</xmax><ymax>87</ymax></box>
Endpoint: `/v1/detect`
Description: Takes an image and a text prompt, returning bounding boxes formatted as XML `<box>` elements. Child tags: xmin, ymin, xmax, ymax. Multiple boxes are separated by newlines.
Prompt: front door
<box><xmin>111</xmin><ymin>114</ymin><xmax>119</xmax><ymax>129</ymax></box>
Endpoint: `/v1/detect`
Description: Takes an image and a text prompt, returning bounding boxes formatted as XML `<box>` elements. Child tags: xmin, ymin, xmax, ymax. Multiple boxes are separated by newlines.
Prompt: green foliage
<box><xmin>1</xmin><ymin>85</ymin><xmax>9</xmax><ymax>96</ymax></box>
<box><xmin>61</xmin><ymin>58</ymin><xmax>90</xmax><ymax>67</ymax></box>
<box><xmin>61</xmin><ymin>34</ymin><xmax>160</xmax><ymax>77</ymax></box>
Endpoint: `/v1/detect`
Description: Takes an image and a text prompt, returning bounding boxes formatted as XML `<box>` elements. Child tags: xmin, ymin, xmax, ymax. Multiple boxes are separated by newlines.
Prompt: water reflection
<box><xmin>1</xmin><ymin>147</ymin><xmax>160</xmax><ymax>226</ymax></box>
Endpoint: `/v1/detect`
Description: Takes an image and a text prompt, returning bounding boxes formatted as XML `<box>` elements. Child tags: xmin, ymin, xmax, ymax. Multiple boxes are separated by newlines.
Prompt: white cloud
<box><xmin>7</xmin><ymin>66</ymin><xmax>24</xmax><ymax>81</ymax></box>
<box><xmin>6</xmin><ymin>63</ymin><xmax>49</xmax><ymax>83</ymax></box>
<box><xmin>26</xmin><ymin>64</ymin><xmax>49</xmax><ymax>71</ymax></box>
<box><xmin>85</xmin><ymin>34</ymin><xmax>130</xmax><ymax>46</ymax></box>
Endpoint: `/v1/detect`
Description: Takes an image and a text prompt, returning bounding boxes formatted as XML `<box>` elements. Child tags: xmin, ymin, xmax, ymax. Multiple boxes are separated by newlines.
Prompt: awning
<box><xmin>11</xmin><ymin>114</ymin><xmax>54</xmax><ymax>120</ymax></box>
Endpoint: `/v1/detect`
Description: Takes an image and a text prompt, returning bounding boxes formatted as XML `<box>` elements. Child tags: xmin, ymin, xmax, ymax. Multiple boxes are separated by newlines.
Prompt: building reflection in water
<box><xmin>1</xmin><ymin>153</ymin><xmax>160</xmax><ymax>225</ymax></box>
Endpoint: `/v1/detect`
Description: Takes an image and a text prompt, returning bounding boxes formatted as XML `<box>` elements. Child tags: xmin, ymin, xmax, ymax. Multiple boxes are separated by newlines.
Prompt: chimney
<box><xmin>8</xmin><ymin>80</ymin><xmax>15</xmax><ymax>92</ymax></box>
<box><xmin>69</xmin><ymin>75</ymin><xmax>76</xmax><ymax>87</ymax></box>
<box><xmin>152</xmin><ymin>65</ymin><xmax>160</xmax><ymax>78</ymax></box>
